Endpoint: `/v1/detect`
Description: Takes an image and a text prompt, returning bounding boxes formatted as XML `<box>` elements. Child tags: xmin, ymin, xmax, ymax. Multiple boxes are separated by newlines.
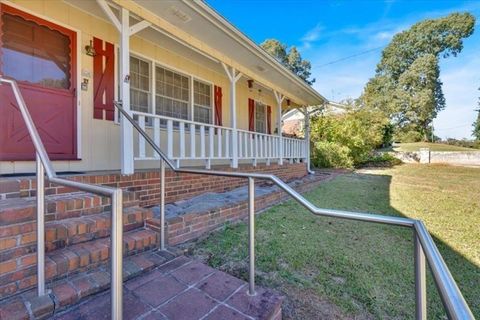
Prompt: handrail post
<box><xmin>36</xmin><ymin>153</ymin><xmax>45</xmax><ymax>296</ymax></box>
<box><xmin>160</xmin><ymin>160</ymin><xmax>166</xmax><ymax>250</ymax></box>
<box><xmin>113</xmin><ymin>101</ymin><xmax>474</xmax><ymax>318</ymax></box>
<box><xmin>111</xmin><ymin>189</ymin><xmax>123</xmax><ymax>320</ymax></box>
<box><xmin>248</xmin><ymin>177</ymin><xmax>256</xmax><ymax>296</ymax></box>
<box><xmin>414</xmin><ymin>230</ymin><xmax>427</xmax><ymax>320</ymax></box>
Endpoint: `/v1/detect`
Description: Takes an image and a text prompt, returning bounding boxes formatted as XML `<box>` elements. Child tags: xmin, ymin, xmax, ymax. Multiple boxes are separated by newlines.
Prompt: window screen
<box><xmin>155</xmin><ymin>66</ymin><xmax>189</xmax><ymax>120</ymax></box>
<box><xmin>193</xmin><ymin>80</ymin><xmax>212</xmax><ymax>124</ymax></box>
<box><xmin>130</xmin><ymin>56</ymin><xmax>150</xmax><ymax>113</ymax></box>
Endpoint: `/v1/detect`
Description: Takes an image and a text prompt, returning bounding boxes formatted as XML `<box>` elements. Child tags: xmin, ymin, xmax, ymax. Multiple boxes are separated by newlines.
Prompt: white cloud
<box><xmin>298</xmin><ymin>24</ymin><xmax>323</xmax><ymax>51</ymax></box>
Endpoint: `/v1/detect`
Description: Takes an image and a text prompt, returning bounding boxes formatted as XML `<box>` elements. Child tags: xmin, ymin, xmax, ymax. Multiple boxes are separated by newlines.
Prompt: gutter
<box><xmin>184</xmin><ymin>0</ymin><xmax>328</xmax><ymax>105</ymax></box>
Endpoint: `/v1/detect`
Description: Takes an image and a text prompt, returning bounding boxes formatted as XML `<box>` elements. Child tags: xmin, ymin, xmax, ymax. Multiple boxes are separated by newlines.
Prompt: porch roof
<box><xmin>68</xmin><ymin>0</ymin><xmax>327</xmax><ymax>107</ymax></box>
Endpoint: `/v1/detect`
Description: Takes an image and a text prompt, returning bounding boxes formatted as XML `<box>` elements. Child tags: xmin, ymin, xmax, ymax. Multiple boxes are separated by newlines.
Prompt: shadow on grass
<box><xmin>297</xmin><ymin>171</ymin><xmax>479</xmax><ymax>319</ymax></box>
<box><xmin>192</xmin><ymin>170</ymin><xmax>479</xmax><ymax>319</ymax></box>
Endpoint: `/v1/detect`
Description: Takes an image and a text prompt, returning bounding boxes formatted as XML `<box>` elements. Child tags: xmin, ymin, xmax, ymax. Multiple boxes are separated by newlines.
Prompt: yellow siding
<box><xmin>0</xmin><ymin>0</ymin><xmax>285</xmax><ymax>174</ymax></box>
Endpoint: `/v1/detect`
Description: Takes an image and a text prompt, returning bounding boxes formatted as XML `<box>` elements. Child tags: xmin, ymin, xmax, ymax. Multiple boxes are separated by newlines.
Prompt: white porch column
<box><xmin>98</xmin><ymin>1</ymin><xmax>150</xmax><ymax>175</ymax></box>
<box><xmin>273</xmin><ymin>91</ymin><xmax>285</xmax><ymax>165</ymax></box>
<box><xmin>303</xmin><ymin>106</ymin><xmax>314</xmax><ymax>174</ymax></box>
<box><xmin>222</xmin><ymin>63</ymin><xmax>242</xmax><ymax>168</ymax></box>
<box><xmin>119</xmin><ymin>8</ymin><xmax>134</xmax><ymax>175</ymax></box>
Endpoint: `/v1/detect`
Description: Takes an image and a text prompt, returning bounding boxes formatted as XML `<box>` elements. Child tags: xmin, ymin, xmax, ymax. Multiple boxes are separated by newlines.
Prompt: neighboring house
<box><xmin>0</xmin><ymin>0</ymin><xmax>329</xmax><ymax>308</ymax></box>
<box><xmin>282</xmin><ymin>101</ymin><xmax>347</xmax><ymax>136</ymax></box>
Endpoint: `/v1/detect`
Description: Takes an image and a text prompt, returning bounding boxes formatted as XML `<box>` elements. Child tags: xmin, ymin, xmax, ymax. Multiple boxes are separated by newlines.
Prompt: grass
<box><xmin>392</xmin><ymin>142</ymin><xmax>478</xmax><ymax>152</ymax></box>
<box><xmin>190</xmin><ymin>164</ymin><xmax>480</xmax><ymax>319</ymax></box>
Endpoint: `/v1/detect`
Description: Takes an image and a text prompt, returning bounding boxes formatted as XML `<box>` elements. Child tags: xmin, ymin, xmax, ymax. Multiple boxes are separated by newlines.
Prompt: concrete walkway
<box><xmin>54</xmin><ymin>256</ymin><xmax>283</xmax><ymax>320</ymax></box>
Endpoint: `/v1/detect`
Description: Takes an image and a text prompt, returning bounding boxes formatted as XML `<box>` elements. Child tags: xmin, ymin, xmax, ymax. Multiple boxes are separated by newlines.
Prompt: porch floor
<box><xmin>53</xmin><ymin>255</ymin><xmax>283</xmax><ymax>320</ymax></box>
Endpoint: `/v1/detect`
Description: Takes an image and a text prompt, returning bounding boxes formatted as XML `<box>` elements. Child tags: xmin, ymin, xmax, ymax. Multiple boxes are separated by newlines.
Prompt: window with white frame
<box><xmin>155</xmin><ymin>65</ymin><xmax>189</xmax><ymax>120</ymax></box>
<box><xmin>130</xmin><ymin>56</ymin><xmax>150</xmax><ymax>113</ymax></box>
<box><xmin>127</xmin><ymin>55</ymin><xmax>215</xmax><ymax>126</ymax></box>
<box><xmin>193</xmin><ymin>80</ymin><xmax>212</xmax><ymax>124</ymax></box>
<box><xmin>255</xmin><ymin>101</ymin><xmax>266</xmax><ymax>133</ymax></box>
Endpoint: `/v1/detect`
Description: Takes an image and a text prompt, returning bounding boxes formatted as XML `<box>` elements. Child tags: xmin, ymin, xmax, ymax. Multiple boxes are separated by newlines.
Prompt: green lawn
<box><xmin>393</xmin><ymin>142</ymin><xmax>478</xmax><ymax>152</ymax></box>
<box><xmin>190</xmin><ymin>164</ymin><xmax>480</xmax><ymax>319</ymax></box>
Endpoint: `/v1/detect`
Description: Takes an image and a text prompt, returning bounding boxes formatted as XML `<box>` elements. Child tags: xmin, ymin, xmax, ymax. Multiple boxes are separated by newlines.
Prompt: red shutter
<box><xmin>214</xmin><ymin>85</ymin><xmax>222</xmax><ymax>126</ymax></box>
<box><xmin>248</xmin><ymin>98</ymin><xmax>255</xmax><ymax>131</ymax></box>
<box><xmin>267</xmin><ymin>105</ymin><xmax>272</xmax><ymax>134</ymax></box>
<box><xmin>93</xmin><ymin>37</ymin><xmax>115</xmax><ymax>121</ymax></box>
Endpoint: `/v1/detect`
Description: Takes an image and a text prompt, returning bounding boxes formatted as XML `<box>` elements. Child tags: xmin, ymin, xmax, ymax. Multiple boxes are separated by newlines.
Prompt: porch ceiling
<box><xmin>65</xmin><ymin>0</ymin><xmax>327</xmax><ymax>106</ymax></box>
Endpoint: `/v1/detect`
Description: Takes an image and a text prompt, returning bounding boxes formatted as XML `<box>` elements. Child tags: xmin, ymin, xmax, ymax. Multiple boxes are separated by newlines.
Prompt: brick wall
<box><xmin>1</xmin><ymin>163</ymin><xmax>307</xmax><ymax>207</ymax></box>
<box><xmin>146</xmin><ymin>172</ymin><xmax>334</xmax><ymax>246</ymax></box>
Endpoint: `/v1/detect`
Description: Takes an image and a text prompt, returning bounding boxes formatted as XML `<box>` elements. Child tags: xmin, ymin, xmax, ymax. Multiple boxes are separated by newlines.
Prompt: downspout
<box><xmin>304</xmin><ymin>106</ymin><xmax>315</xmax><ymax>174</ymax></box>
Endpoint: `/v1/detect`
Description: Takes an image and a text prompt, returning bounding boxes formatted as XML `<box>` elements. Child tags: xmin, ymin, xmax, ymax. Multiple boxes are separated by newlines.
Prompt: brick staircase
<box><xmin>0</xmin><ymin>184</ymin><xmax>159</xmax><ymax>305</ymax></box>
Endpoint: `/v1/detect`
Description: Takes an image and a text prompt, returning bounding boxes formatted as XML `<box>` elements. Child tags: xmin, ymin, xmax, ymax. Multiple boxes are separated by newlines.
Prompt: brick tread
<box><xmin>0</xmin><ymin>228</ymin><xmax>158</xmax><ymax>299</ymax></box>
<box><xmin>0</xmin><ymin>191</ymin><xmax>138</xmax><ymax>226</ymax></box>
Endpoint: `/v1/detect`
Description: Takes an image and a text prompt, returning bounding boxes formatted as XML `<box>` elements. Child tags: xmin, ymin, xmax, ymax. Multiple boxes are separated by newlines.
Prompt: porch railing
<box><xmin>0</xmin><ymin>77</ymin><xmax>125</xmax><ymax>320</ymax></box>
<box><xmin>115</xmin><ymin>100</ymin><xmax>474</xmax><ymax>320</ymax></box>
<box><xmin>130</xmin><ymin>110</ymin><xmax>307</xmax><ymax>168</ymax></box>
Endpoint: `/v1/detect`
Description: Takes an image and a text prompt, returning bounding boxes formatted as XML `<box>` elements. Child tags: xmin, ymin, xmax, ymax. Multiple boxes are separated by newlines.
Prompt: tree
<box><xmin>473</xmin><ymin>88</ymin><xmax>480</xmax><ymax>140</ymax></box>
<box><xmin>362</xmin><ymin>12</ymin><xmax>475</xmax><ymax>141</ymax></box>
<box><xmin>261</xmin><ymin>39</ymin><xmax>315</xmax><ymax>85</ymax></box>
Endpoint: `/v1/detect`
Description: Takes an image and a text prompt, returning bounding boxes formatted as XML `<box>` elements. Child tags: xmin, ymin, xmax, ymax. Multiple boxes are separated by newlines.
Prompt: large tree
<box><xmin>261</xmin><ymin>39</ymin><xmax>315</xmax><ymax>85</ymax></box>
<box><xmin>362</xmin><ymin>12</ymin><xmax>475</xmax><ymax>141</ymax></box>
<box><xmin>473</xmin><ymin>88</ymin><xmax>480</xmax><ymax>140</ymax></box>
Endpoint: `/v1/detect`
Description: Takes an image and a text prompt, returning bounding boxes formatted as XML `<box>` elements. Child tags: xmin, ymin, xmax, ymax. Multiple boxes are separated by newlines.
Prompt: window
<box><xmin>255</xmin><ymin>101</ymin><xmax>266</xmax><ymax>133</ymax></box>
<box><xmin>130</xmin><ymin>56</ymin><xmax>150</xmax><ymax>113</ymax></box>
<box><xmin>155</xmin><ymin>66</ymin><xmax>189</xmax><ymax>120</ymax></box>
<box><xmin>127</xmin><ymin>56</ymin><xmax>214</xmax><ymax>126</ymax></box>
<box><xmin>193</xmin><ymin>80</ymin><xmax>212</xmax><ymax>124</ymax></box>
<box><xmin>1</xmin><ymin>12</ymin><xmax>72</xmax><ymax>89</ymax></box>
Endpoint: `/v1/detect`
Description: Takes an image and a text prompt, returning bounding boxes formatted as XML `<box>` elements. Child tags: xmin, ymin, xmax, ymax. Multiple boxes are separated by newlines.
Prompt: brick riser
<box><xmin>0</xmin><ymin>227</ymin><xmax>158</xmax><ymax>300</ymax></box>
<box><xmin>0</xmin><ymin>163</ymin><xmax>307</xmax><ymax>207</ymax></box>
<box><xmin>0</xmin><ymin>190</ymin><xmax>156</xmax><ymax>299</ymax></box>
<box><xmin>45</xmin><ymin>206</ymin><xmax>152</xmax><ymax>252</ymax></box>
<box><xmin>0</xmin><ymin>191</ymin><xmax>138</xmax><ymax>227</ymax></box>
<box><xmin>0</xmin><ymin>192</ymin><xmax>142</xmax><ymax>281</ymax></box>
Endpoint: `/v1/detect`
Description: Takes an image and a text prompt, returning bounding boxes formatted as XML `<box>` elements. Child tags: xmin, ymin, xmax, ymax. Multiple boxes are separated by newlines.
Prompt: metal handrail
<box><xmin>114</xmin><ymin>100</ymin><xmax>474</xmax><ymax>320</ymax></box>
<box><xmin>0</xmin><ymin>77</ymin><xmax>124</xmax><ymax>320</ymax></box>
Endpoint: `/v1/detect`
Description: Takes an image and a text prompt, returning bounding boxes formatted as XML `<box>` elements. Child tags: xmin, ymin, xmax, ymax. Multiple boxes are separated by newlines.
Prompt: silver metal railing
<box><xmin>0</xmin><ymin>78</ymin><xmax>124</xmax><ymax>320</ymax></box>
<box><xmin>114</xmin><ymin>100</ymin><xmax>474</xmax><ymax>320</ymax></box>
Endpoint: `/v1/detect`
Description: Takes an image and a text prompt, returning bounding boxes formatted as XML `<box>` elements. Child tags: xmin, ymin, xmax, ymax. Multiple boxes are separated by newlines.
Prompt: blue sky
<box><xmin>207</xmin><ymin>0</ymin><xmax>480</xmax><ymax>139</ymax></box>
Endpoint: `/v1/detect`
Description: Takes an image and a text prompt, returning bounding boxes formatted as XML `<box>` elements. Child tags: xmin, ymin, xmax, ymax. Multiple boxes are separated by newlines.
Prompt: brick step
<box><xmin>0</xmin><ymin>228</ymin><xmax>159</xmax><ymax>299</ymax></box>
<box><xmin>0</xmin><ymin>250</ymin><xmax>178</xmax><ymax>320</ymax></box>
<box><xmin>45</xmin><ymin>206</ymin><xmax>152</xmax><ymax>252</ymax></box>
<box><xmin>0</xmin><ymin>190</ymin><xmax>138</xmax><ymax>227</ymax></box>
<box><xmin>0</xmin><ymin>207</ymin><xmax>153</xmax><ymax>267</ymax></box>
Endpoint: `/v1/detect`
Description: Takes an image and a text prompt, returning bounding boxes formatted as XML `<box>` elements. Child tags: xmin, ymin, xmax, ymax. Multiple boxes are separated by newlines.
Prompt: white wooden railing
<box><xmin>130</xmin><ymin>111</ymin><xmax>307</xmax><ymax>168</ymax></box>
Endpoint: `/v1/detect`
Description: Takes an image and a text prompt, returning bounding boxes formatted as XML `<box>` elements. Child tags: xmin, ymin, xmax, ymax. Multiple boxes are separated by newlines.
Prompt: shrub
<box><xmin>311</xmin><ymin>141</ymin><xmax>353</xmax><ymax>168</ymax></box>
<box><xmin>360</xmin><ymin>152</ymin><xmax>402</xmax><ymax>167</ymax></box>
<box><xmin>310</xmin><ymin>107</ymin><xmax>388</xmax><ymax>168</ymax></box>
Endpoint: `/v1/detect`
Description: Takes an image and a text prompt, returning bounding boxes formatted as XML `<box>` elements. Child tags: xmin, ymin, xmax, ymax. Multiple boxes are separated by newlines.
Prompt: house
<box><xmin>0</xmin><ymin>0</ymin><xmax>328</xmax><ymax>317</ymax></box>
<box><xmin>0</xmin><ymin>0</ymin><xmax>327</xmax><ymax>175</ymax></box>
<box><xmin>282</xmin><ymin>101</ymin><xmax>347</xmax><ymax>137</ymax></box>
<box><xmin>0</xmin><ymin>2</ymin><xmax>473</xmax><ymax>319</ymax></box>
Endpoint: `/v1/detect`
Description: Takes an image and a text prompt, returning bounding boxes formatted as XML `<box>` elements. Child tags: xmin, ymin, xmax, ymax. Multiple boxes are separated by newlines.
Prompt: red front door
<box><xmin>0</xmin><ymin>4</ymin><xmax>77</xmax><ymax>161</ymax></box>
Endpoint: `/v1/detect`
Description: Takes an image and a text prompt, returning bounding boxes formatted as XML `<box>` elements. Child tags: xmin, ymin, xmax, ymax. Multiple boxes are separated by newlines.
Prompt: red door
<box><xmin>0</xmin><ymin>4</ymin><xmax>77</xmax><ymax>161</ymax></box>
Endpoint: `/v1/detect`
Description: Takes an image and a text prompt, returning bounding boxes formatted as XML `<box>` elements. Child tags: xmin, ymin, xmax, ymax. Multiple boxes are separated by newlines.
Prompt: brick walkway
<box><xmin>53</xmin><ymin>256</ymin><xmax>283</xmax><ymax>320</ymax></box>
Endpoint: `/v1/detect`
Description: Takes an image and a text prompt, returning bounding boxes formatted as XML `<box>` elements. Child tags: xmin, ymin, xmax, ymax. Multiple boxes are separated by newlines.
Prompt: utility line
<box><xmin>312</xmin><ymin>46</ymin><xmax>384</xmax><ymax>69</ymax></box>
